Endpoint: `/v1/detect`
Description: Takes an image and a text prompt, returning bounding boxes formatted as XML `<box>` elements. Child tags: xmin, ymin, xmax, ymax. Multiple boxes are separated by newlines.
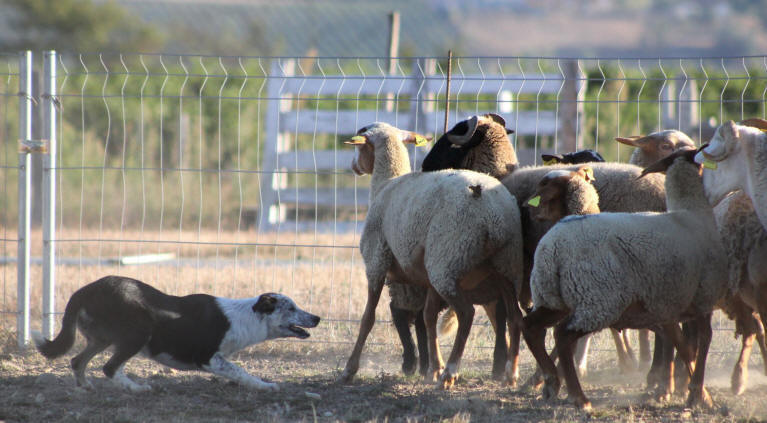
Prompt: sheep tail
<box><xmin>468</xmin><ymin>184</ymin><xmax>482</xmax><ymax>198</ymax></box>
<box><xmin>438</xmin><ymin>308</ymin><xmax>459</xmax><ymax>337</ymax></box>
<box><xmin>32</xmin><ymin>290</ymin><xmax>83</xmax><ymax>359</ymax></box>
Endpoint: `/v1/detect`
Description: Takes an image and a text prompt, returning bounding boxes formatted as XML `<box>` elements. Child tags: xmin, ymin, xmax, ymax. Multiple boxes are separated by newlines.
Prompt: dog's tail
<box><xmin>32</xmin><ymin>290</ymin><xmax>83</xmax><ymax>359</ymax></box>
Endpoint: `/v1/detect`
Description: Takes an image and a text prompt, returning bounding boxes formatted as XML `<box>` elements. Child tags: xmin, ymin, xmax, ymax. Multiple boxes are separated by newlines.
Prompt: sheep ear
<box><xmin>740</xmin><ymin>117</ymin><xmax>767</xmax><ymax>132</ymax></box>
<box><xmin>579</xmin><ymin>166</ymin><xmax>595</xmax><ymax>182</ymax></box>
<box><xmin>446</xmin><ymin>116</ymin><xmax>479</xmax><ymax>146</ymax></box>
<box><xmin>344</xmin><ymin>135</ymin><xmax>367</xmax><ymax>145</ymax></box>
<box><xmin>485</xmin><ymin>113</ymin><xmax>506</xmax><ymax>127</ymax></box>
<box><xmin>402</xmin><ymin>131</ymin><xmax>431</xmax><ymax>147</ymax></box>
<box><xmin>722</xmin><ymin>120</ymin><xmax>740</xmax><ymax>140</ymax></box>
<box><xmin>615</xmin><ymin>136</ymin><xmax>643</xmax><ymax>147</ymax></box>
<box><xmin>541</xmin><ymin>154</ymin><xmax>561</xmax><ymax>165</ymax></box>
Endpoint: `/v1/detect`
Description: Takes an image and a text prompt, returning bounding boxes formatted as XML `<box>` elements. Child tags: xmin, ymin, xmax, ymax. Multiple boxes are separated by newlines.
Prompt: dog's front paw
<box><xmin>260</xmin><ymin>382</ymin><xmax>279</xmax><ymax>391</ymax></box>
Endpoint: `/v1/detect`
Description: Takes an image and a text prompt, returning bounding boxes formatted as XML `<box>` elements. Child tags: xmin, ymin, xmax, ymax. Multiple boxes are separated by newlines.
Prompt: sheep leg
<box><xmin>522</xmin><ymin>307</ymin><xmax>568</xmax><ymax>402</ymax></box>
<box><xmin>438</xmin><ymin>291</ymin><xmax>475</xmax><ymax>389</ymax></box>
<box><xmin>482</xmin><ymin>301</ymin><xmax>510</xmax><ymax>381</ymax></box>
<box><xmin>730</xmin><ymin>304</ymin><xmax>759</xmax><ymax>395</ymax></box>
<box><xmin>414</xmin><ymin>308</ymin><xmax>430</xmax><ymax>377</ymax></box>
<box><xmin>755</xmin><ymin>287</ymin><xmax>767</xmax><ymax>377</ymax></box>
<box><xmin>339</xmin><ymin>278</ymin><xmax>385</xmax><ymax>383</ymax></box>
<box><xmin>685</xmin><ymin>314</ymin><xmax>714</xmax><ymax>409</ymax></box>
<box><xmin>572</xmin><ymin>335</ymin><xmax>591</xmax><ymax>378</ymax></box>
<box><xmin>646</xmin><ymin>330</ymin><xmax>674</xmax><ymax>402</ymax></box>
<box><xmin>638</xmin><ymin>329</ymin><xmax>652</xmax><ymax>368</ymax></box>
<box><xmin>673</xmin><ymin>321</ymin><xmax>697</xmax><ymax>394</ymax></box>
<box><xmin>554</xmin><ymin>320</ymin><xmax>592</xmax><ymax>411</ymax></box>
<box><xmin>661</xmin><ymin>322</ymin><xmax>703</xmax><ymax>401</ymax></box>
<box><xmin>423</xmin><ymin>288</ymin><xmax>445</xmax><ymax>383</ymax></box>
<box><xmin>390</xmin><ymin>303</ymin><xmax>418</xmax><ymax>376</ymax></box>
<box><xmin>756</xmin><ymin>318</ymin><xmax>767</xmax><ymax>376</ymax></box>
<box><xmin>610</xmin><ymin>328</ymin><xmax>638</xmax><ymax>373</ymax></box>
<box><xmin>497</xmin><ymin>277</ymin><xmax>524</xmax><ymax>388</ymax></box>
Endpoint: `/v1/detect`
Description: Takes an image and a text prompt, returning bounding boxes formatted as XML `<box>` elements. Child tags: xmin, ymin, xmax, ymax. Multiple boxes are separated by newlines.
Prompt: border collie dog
<box><xmin>32</xmin><ymin>275</ymin><xmax>320</xmax><ymax>392</ymax></box>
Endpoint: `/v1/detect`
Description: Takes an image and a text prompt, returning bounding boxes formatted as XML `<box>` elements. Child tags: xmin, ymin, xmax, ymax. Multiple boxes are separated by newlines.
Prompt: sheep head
<box><xmin>344</xmin><ymin>122</ymin><xmax>429</xmax><ymax>176</ymax></box>
<box><xmin>526</xmin><ymin>165</ymin><xmax>598</xmax><ymax>222</ymax></box>
<box><xmin>640</xmin><ymin>147</ymin><xmax>701</xmax><ymax>178</ymax></box>
<box><xmin>541</xmin><ymin>149</ymin><xmax>605</xmax><ymax>165</ymax></box>
<box><xmin>615</xmin><ymin>130</ymin><xmax>695</xmax><ymax>167</ymax></box>
<box><xmin>421</xmin><ymin>114</ymin><xmax>516</xmax><ymax>179</ymax></box>
<box><xmin>694</xmin><ymin>120</ymin><xmax>766</xmax><ymax>205</ymax></box>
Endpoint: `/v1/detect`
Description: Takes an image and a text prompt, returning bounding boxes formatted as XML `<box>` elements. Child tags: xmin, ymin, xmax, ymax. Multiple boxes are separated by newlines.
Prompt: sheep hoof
<box><xmin>401</xmin><ymin>357</ymin><xmax>417</xmax><ymax>376</ymax></box>
<box><xmin>574</xmin><ymin>398</ymin><xmax>592</xmax><ymax>411</ymax></box>
<box><xmin>337</xmin><ymin>369</ymin><xmax>355</xmax><ymax>384</ymax></box>
<box><xmin>730</xmin><ymin>368</ymin><xmax>746</xmax><ymax>395</ymax></box>
<box><xmin>425</xmin><ymin>368</ymin><xmax>442</xmax><ymax>384</ymax></box>
<box><xmin>523</xmin><ymin>374</ymin><xmax>544</xmax><ymax>391</ymax></box>
<box><xmin>505</xmin><ymin>361</ymin><xmax>519</xmax><ymax>388</ymax></box>
<box><xmin>541</xmin><ymin>377</ymin><xmax>560</xmax><ymax>402</ymax></box>
<box><xmin>686</xmin><ymin>386</ymin><xmax>714</xmax><ymax>409</ymax></box>
<box><xmin>438</xmin><ymin>371</ymin><xmax>458</xmax><ymax>390</ymax></box>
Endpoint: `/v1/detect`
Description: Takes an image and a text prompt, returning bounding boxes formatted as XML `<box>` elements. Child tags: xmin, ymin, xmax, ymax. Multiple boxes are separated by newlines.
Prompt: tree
<box><xmin>2</xmin><ymin>0</ymin><xmax>163</xmax><ymax>52</ymax></box>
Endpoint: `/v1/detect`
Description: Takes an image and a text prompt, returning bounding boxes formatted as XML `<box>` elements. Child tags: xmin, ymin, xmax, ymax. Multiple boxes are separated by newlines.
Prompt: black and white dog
<box><xmin>32</xmin><ymin>275</ymin><xmax>320</xmax><ymax>392</ymax></box>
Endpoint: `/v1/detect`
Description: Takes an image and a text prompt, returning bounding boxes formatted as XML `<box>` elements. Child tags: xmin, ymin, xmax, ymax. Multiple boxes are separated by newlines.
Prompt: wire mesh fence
<box><xmin>3</xmin><ymin>53</ymin><xmax>767</xmax><ymax>361</ymax></box>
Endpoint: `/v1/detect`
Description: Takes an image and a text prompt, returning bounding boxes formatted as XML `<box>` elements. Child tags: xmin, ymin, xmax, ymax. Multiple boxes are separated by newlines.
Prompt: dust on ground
<box><xmin>2</xmin><ymin>330</ymin><xmax>767</xmax><ymax>423</ymax></box>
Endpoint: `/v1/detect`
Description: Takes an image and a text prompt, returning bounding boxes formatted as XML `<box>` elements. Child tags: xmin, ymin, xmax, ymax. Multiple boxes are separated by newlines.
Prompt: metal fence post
<box><xmin>17</xmin><ymin>50</ymin><xmax>32</xmax><ymax>348</ymax></box>
<box><xmin>42</xmin><ymin>51</ymin><xmax>57</xmax><ymax>339</ymax></box>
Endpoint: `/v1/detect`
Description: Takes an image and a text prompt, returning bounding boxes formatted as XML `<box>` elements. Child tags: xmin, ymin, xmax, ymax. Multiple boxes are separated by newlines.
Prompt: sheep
<box><xmin>421</xmin><ymin>115</ymin><xmax>667</xmax><ymax>387</ymax></box>
<box><xmin>338</xmin><ymin>122</ymin><xmax>525</xmax><ymax>389</ymax></box>
<box><xmin>388</xmin><ymin>114</ymin><xmax>516</xmax><ymax>379</ymax></box>
<box><xmin>523</xmin><ymin>148</ymin><xmax>729</xmax><ymax>410</ymax></box>
<box><xmin>615</xmin><ymin>130</ymin><xmax>696</xmax><ymax>167</ymax></box>
<box><xmin>695</xmin><ymin>120</ymin><xmax>767</xmax><ymax>232</ymax></box>
<box><xmin>540</xmin><ymin>149</ymin><xmax>604</xmax><ymax>165</ymax></box>
<box><xmin>712</xmin><ymin>190</ymin><xmax>767</xmax><ymax>395</ymax></box>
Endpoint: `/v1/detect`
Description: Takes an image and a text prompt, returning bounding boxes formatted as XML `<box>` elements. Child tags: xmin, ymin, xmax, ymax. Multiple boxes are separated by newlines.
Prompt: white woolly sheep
<box><xmin>338</xmin><ymin>122</ymin><xmax>525</xmax><ymax>389</ymax></box>
<box><xmin>421</xmin><ymin>115</ymin><xmax>668</xmax><ymax>386</ymax></box>
<box><xmin>525</xmin><ymin>165</ymin><xmax>644</xmax><ymax>376</ymax></box>
<box><xmin>524</xmin><ymin>148</ymin><xmax>729</xmax><ymax>410</ymax></box>
<box><xmin>615</xmin><ymin>130</ymin><xmax>696</xmax><ymax>167</ymax></box>
<box><xmin>695</xmin><ymin>120</ymin><xmax>767</xmax><ymax>231</ymax></box>
<box><xmin>713</xmin><ymin>191</ymin><xmax>767</xmax><ymax>395</ymax></box>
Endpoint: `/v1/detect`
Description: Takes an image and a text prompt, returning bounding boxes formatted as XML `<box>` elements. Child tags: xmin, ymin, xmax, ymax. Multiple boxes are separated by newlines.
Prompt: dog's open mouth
<box><xmin>288</xmin><ymin>324</ymin><xmax>311</xmax><ymax>339</ymax></box>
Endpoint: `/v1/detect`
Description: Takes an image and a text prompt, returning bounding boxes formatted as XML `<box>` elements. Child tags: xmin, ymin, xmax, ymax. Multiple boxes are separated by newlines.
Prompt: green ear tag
<box><xmin>543</xmin><ymin>158</ymin><xmax>557</xmax><ymax>166</ymax></box>
<box><xmin>703</xmin><ymin>159</ymin><xmax>718</xmax><ymax>170</ymax></box>
<box><xmin>351</xmin><ymin>135</ymin><xmax>366</xmax><ymax>143</ymax></box>
<box><xmin>528</xmin><ymin>196</ymin><xmax>541</xmax><ymax>207</ymax></box>
<box><xmin>414</xmin><ymin>135</ymin><xmax>428</xmax><ymax>147</ymax></box>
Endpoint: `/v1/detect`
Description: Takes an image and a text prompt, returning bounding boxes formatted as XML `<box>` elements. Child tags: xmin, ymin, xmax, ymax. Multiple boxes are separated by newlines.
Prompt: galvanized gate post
<box><xmin>42</xmin><ymin>51</ymin><xmax>57</xmax><ymax>339</ymax></box>
<box><xmin>17</xmin><ymin>50</ymin><xmax>32</xmax><ymax>347</ymax></box>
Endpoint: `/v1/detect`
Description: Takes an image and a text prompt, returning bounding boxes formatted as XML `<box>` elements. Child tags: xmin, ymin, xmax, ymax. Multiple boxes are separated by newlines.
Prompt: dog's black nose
<box><xmin>311</xmin><ymin>315</ymin><xmax>321</xmax><ymax>326</ymax></box>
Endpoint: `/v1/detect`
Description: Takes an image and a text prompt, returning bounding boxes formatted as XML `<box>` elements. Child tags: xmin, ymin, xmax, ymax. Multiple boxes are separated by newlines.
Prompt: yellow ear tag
<box><xmin>585</xmin><ymin>168</ymin><xmax>595</xmax><ymax>182</ymax></box>
<box><xmin>703</xmin><ymin>159</ymin><xmax>718</xmax><ymax>170</ymax></box>
<box><xmin>414</xmin><ymin>135</ymin><xmax>428</xmax><ymax>147</ymax></box>
<box><xmin>528</xmin><ymin>195</ymin><xmax>541</xmax><ymax>207</ymax></box>
<box><xmin>543</xmin><ymin>158</ymin><xmax>557</xmax><ymax>166</ymax></box>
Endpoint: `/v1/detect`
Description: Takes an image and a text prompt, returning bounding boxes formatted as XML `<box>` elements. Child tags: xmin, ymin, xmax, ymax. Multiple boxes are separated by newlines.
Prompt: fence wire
<box><xmin>3</xmin><ymin>53</ymin><xmax>767</xmax><ymax>360</ymax></box>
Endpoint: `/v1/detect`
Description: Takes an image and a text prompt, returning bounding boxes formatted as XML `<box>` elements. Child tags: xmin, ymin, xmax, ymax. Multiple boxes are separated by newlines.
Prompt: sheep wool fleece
<box><xmin>531</xmin><ymin>164</ymin><xmax>728</xmax><ymax>333</ymax></box>
<box><xmin>363</xmin><ymin>169</ymin><xmax>521</xmax><ymax>298</ymax></box>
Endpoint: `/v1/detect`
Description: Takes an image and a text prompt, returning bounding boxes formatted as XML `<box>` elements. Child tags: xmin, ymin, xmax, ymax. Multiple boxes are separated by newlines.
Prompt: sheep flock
<box><xmin>341</xmin><ymin>115</ymin><xmax>767</xmax><ymax>412</ymax></box>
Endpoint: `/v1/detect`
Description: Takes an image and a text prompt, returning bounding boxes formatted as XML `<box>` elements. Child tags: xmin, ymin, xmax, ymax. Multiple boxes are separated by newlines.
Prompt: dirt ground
<box><xmin>3</xmin><ymin>327</ymin><xmax>767</xmax><ymax>423</ymax></box>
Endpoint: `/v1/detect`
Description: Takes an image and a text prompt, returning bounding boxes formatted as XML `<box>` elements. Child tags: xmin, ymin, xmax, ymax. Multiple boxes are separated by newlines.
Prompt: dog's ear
<box><xmin>253</xmin><ymin>294</ymin><xmax>278</xmax><ymax>314</ymax></box>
